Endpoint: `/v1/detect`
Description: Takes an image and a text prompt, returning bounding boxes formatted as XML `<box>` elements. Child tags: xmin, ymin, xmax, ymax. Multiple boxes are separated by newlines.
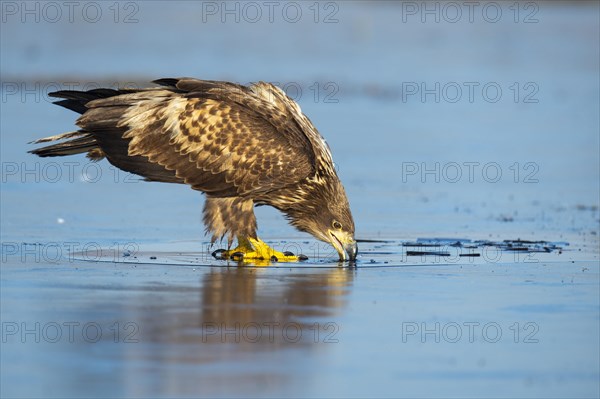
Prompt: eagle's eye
<box><xmin>332</xmin><ymin>220</ymin><xmax>342</xmax><ymax>230</ymax></box>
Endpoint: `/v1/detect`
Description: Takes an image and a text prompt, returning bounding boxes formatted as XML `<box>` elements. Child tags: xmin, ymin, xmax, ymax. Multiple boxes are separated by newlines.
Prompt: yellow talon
<box><xmin>212</xmin><ymin>236</ymin><xmax>307</xmax><ymax>264</ymax></box>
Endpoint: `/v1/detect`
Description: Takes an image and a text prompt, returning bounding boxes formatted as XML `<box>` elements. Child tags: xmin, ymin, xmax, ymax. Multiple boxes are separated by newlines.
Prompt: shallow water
<box><xmin>1</xmin><ymin>1</ymin><xmax>599</xmax><ymax>398</ymax></box>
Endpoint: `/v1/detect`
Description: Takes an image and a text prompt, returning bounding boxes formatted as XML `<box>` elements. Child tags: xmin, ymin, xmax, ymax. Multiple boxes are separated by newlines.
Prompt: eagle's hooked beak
<box><xmin>329</xmin><ymin>231</ymin><xmax>358</xmax><ymax>262</ymax></box>
<box><xmin>345</xmin><ymin>240</ymin><xmax>358</xmax><ymax>262</ymax></box>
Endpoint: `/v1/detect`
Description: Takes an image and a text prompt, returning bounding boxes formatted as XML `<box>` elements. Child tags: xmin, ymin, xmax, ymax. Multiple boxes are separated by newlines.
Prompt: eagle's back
<box><xmin>31</xmin><ymin>78</ymin><xmax>332</xmax><ymax>198</ymax></box>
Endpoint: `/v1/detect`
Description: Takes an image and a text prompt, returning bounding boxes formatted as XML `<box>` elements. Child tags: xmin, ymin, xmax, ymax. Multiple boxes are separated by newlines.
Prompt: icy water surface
<box><xmin>1</xmin><ymin>1</ymin><xmax>599</xmax><ymax>398</ymax></box>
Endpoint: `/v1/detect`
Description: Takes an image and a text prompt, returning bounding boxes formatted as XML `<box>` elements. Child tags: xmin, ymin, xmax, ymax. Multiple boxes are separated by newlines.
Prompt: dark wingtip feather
<box><xmin>53</xmin><ymin>99</ymin><xmax>88</xmax><ymax>114</ymax></box>
<box><xmin>49</xmin><ymin>90</ymin><xmax>94</xmax><ymax>100</ymax></box>
<box><xmin>49</xmin><ymin>89</ymin><xmax>120</xmax><ymax>100</ymax></box>
<box><xmin>49</xmin><ymin>88</ymin><xmax>138</xmax><ymax>114</ymax></box>
<box><xmin>152</xmin><ymin>78</ymin><xmax>180</xmax><ymax>87</ymax></box>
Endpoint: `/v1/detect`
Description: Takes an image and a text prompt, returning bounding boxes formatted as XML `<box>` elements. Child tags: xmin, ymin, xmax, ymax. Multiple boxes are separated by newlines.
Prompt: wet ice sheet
<box><xmin>64</xmin><ymin>237</ymin><xmax>574</xmax><ymax>268</ymax></box>
<box><xmin>1</xmin><ymin>239</ymin><xmax>598</xmax><ymax>398</ymax></box>
<box><xmin>3</xmin><ymin>233</ymin><xmax>597</xmax><ymax>398</ymax></box>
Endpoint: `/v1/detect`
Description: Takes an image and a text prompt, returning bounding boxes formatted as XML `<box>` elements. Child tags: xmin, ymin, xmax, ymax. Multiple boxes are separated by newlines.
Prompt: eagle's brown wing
<box><xmin>75</xmin><ymin>79</ymin><xmax>316</xmax><ymax>197</ymax></box>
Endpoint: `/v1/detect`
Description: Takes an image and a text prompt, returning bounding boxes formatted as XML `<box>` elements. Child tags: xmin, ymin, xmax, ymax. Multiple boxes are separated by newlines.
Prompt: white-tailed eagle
<box><xmin>30</xmin><ymin>78</ymin><xmax>357</xmax><ymax>262</ymax></box>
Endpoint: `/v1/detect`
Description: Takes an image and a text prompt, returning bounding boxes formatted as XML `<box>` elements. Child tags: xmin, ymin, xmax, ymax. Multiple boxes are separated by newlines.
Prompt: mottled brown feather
<box><xmin>77</xmin><ymin>81</ymin><xmax>317</xmax><ymax>197</ymax></box>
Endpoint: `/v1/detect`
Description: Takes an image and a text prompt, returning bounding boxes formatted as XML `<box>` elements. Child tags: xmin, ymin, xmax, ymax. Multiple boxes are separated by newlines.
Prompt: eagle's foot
<box><xmin>212</xmin><ymin>237</ymin><xmax>308</xmax><ymax>263</ymax></box>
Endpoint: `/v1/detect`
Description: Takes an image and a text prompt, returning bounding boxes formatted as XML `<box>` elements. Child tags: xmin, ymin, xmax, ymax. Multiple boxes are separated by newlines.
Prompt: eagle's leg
<box><xmin>216</xmin><ymin>236</ymin><xmax>306</xmax><ymax>263</ymax></box>
<box><xmin>205</xmin><ymin>197</ymin><xmax>306</xmax><ymax>263</ymax></box>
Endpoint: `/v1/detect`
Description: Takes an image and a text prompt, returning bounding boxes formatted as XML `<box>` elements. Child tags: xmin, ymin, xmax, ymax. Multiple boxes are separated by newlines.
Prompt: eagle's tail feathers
<box><xmin>28</xmin><ymin>130</ymin><xmax>83</xmax><ymax>144</ymax></box>
<box><xmin>28</xmin><ymin>133</ymin><xmax>101</xmax><ymax>158</ymax></box>
<box><xmin>30</xmin><ymin>84</ymin><xmax>182</xmax><ymax>181</ymax></box>
<box><xmin>29</xmin><ymin>88</ymin><xmax>137</xmax><ymax>158</ymax></box>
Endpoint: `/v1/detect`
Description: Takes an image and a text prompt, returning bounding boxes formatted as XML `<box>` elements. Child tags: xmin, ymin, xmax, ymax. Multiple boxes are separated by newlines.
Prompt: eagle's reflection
<box><xmin>136</xmin><ymin>266</ymin><xmax>354</xmax><ymax>356</ymax></box>
<box><xmin>62</xmin><ymin>266</ymin><xmax>355</xmax><ymax>396</ymax></box>
<box><xmin>110</xmin><ymin>267</ymin><xmax>356</xmax><ymax>396</ymax></box>
<box><xmin>198</xmin><ymin>266</ymin><xmax>353</xmax><ymax>347</ymax></box>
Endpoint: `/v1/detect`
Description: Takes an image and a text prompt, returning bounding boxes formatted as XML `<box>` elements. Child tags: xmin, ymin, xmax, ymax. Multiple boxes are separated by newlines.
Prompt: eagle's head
<box><xmin>286</xmin><ymin>177</ymin><xmax>357</xmax><ymax>262</ymax></box>
<box><xmin>319</xmin><ymin>204</ymin><xmax>357</xmax><ymax>262</ymax></box>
